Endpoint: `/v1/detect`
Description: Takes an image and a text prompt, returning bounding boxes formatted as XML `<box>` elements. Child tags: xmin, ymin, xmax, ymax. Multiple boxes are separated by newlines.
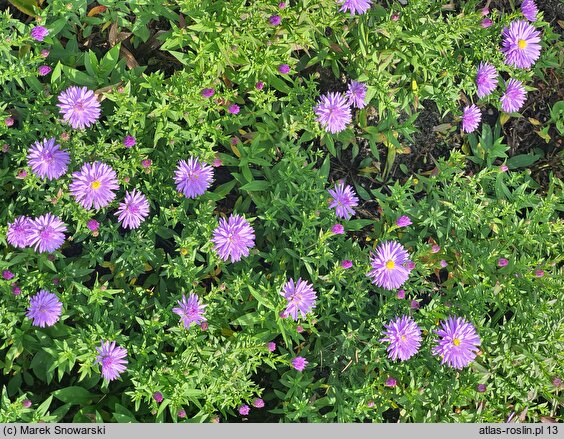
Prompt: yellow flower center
<box><xmin>401</xmin><ymin>335</ymin><xmax>406</xmax><ymax>341</ymax></box>
<box><xmin>91</xmin><ymin>180</ymin><xmax>101</xmax><ymax>190</ymax></box>
<box><xmin>386</xmin><ymin>260</ymin><xmax>395</xmax><ymax>270</ymax></box>
<box><xmin>518</xmin><ymin>39</ymin><xmax>527</xmax><ymax>49</ymax></box>
<box><xmin>453</xmin><ymin>338</ymin><xmax>461</xmax><ymax>346</ymax></box>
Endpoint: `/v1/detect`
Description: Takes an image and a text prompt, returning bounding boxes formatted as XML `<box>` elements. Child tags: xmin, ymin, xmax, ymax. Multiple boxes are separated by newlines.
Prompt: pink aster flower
<box><xmin>476</xmin><ymin>62</ymin><xmax>498</xmax><ymax>98</ymax></box>
<box><xmin>228</xmin><ymin>104</ymin><xmax>240</xmax><ymax>114</ymax></box>
<box><xmin>337</xmin><ymin>0</ymin><xmax>372</xmax><ymax>16</ymax></box>
<box><xmin>123</xmin><ymin>135</ymin><xmax>136</xmax><ymax>148</ymax></box>
<box><xmin>174</xmin><ymin>157</ymin><xmax>214</xmax><ymax>199</ymax></box>
<box><xmin>280</xmin><ymin>278</ymin><xmax>317</xmax><ymax>321</ymax></box>
<box><xmin>500</xmin><ymin>164</ymin><xmax>509</xmax><ymax>172</ymax></box>
<box><xmin>396</xmin><ymin>215</ymin><xmax>412</xmax><ymax>227</ymax></box>
<box><xmin>278</xmin><ymin>64</ymin><xmax>290</xmax><ymax>74</ymax></box>
<box><xmin>2</xmin><ymin>270</ymin><xmax>14</xmax><ymax>280</ymax></box>
<box><xmin>255</xmin><ymin>81</ymin><xmax>264</xmax><ymax>90</ymax></box>
<box><xmin>535</xmin><ymin>269</ymin><xmax>544</xmax><ymax>277</ymax></box>
<box><xmin>30</xmin><ymin>26</ymin><xmax>49</xmax><ymax>41</ymax></box>
<box><xmin>267</xmin><ymin>342</ymin><xmax>276</xmax><ymax>352</ymax></box>
<box><xmin>40</xmin><ymin>49</ymin><xmax>49</xmax><ymax>57</ymax></box>
<box><xmin>314</xmin><ymin>92</ymin><xmax>352</xmax><ymax>134</ymax></box>
<box><xmin>22</xmin><ymin>399</ymin><xmax>32</xmax><ymax>408</ymax></box>
<box><xmin>253</xmin><ymin>398</ymin><xmax>265</xmax><ymax>408</ymax></box>
<box><xmin>331</xmin><ymin>223</ymin><xmax>344</xmax><ymax>234</ymax></box>
<box><xmin>172</xmin><ymin>293</ymin><xmax>207</xmax><ymax>329</ymax></box>
<box><xmin>385</xmin><ymin>377</ymin><xmax>397</xmax><ymax>387</ymax></box>
<box><xmin>477</xmin><ymin>384</ymin><xmax>487</xmax><ymax>393</ymax></box>
<box><xmin>498</xmin><ymin>258</ymin><xmax>509</xmax><ymax>267</ymax></box>
<box><xmin>70</xmin><ymin>162</ymin><xmax>119</xmax><ymax>210</ymax></box>
<box><xmin>481</xmin><ymin>18</ymin><xmax>493</xmax><ymax>28</ymax></box>
<box><xmin>27</xmin><ymin>137</ymin><xmax>70</xmax><ymax>180</ymax></box>
<box><xmin>345</xmin><ymin>80</ymin><xmax>367</xmax><ymax>109</ymax></box>
<box><xmin>7</xmin><ymin>216</ymin><xmax>34</xmax><ymax>248</ymax></box>
<box><xmin>440</xmin><ymin>260</ymin><xmax>448</xmax><ymax>268</ymax></box>
<box><xmin>368</xmin><ymin>241</ymin><xmax>411</xmax><ymax>290</ymax></box>
<box><xmin>201</xmin><ymin>88</ymin><xmax>215</xmax><ymax>98</ymax></box>
<box><xmin>381</xmin><ymin>316</ymin><xmax>422</xmax><ymax>361</ymax></box>
<box><xmin>341</xmin><ymin>260</ymin><xmax>353</xmax><ymax>269</ymax></box>
<box><xmin>501</xmin><ymin>20</ymin><xmax>541</xmax><ymax>69</ymax></box>
<box><xmin>57</xmin><ymin>86</ymin><xmax>101</xmax><ymax>129</ymax></box>
<box><xmin>291</xmin><ymin>356</ymin><xmax>308</xmax><ymax>371</ymax></box>
<box><xmin>328</xmin><ymin>182</ymin><xmax>359</xmax><ymax>219</ymax></box>
<box><xmin>5</xmin><ymin>117</ymin><xmax>14</xmax><ymax>127</ymax></box>
<box><xmin>115</xmin><ymin>189</ymin><xmax>150</xmax><ymax>229</ymax></box>
<box><xmin>461</xmin><ymin>104</ymin><xmax>482</xmax><ymax>133</ymax></box>
<box><xmin>239</xmin><ymin>405</ymin><xmax>250</xmax><ymax>416</ymax></box>
<box><xmin>94</xmin><ymin>341</ymin><xmax>128</xmax><ymax>381</ymax></box>
<box><xmin>397</xmin><ymin>289</ymin><xmax>405</xmax><ymax>299</ymax></box>
<box><xmin>211</xmin><ymin>214</ymin><xmax>255</xmax><ymax>263</ymax></box>
<box><xmin>87</xmin><ymin>219</ymin><xmax>99</xmax><ymax>232</ymax></box>
<box><xmin>269</xmin><ymin>15</ymin><xmax>281</xmax><ymax>26</ymax></box>
<box><xmin>28</xmin><ymin>214</ymin><xmax>67</xmax><ymax>253</ymax></box>
<box><xmin>432</xmin><ymin>317</ymin><xmax>481</xmax><ymax>369</ymax></box>
<box><xmin>38</xmin><ymin>65</ymin><xmax>52</xmax><ymax>76</ymax></box>
<box><xmin>153</xmin><ymin>392</ymin><xmax>163</xmax><ymax>403</ymax></box>
<box><xmin>521</xmin><ymin>0</ymin><xmax>538</xmax><ymax>22</ymax></box>
<box><xmin>26</xmin><ymin>290</ymin><xmax>62</xmax><ymax>327</ymax></box>
<box><xmin>500</xmin><ymin>79</ymin><xmax>527</xmax><ymax>113</ymax></box>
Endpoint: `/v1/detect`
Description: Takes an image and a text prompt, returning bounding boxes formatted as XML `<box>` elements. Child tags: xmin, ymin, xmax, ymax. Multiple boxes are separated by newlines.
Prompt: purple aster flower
<box><xmin>385</xmin><ymin>377</ymin><xmax>397</xmax><ymax>387</ymax></box>
<box><xmin>26</xmin><ymin>290</ymin><xmax>63</xmax><ymax>327</ymax></box>
<box><xmin>410</xmin><ymin>299</ymin><xmax>420</xmax><ymax>310</ymax></box>
<box><xmin>481</xmin><ymin>18</ymin><xmax>492</xmax><ymax>28</ymax></box>
<box><xmin>201</xmin><ymin>88</ymin><xmax>215</xmax><ymax>98</ymax></box>
<box><xmin>70</xmin><ymin>162</ymin><xmax>119</xmax><ymax>210</ymax></box>
<box><xmin>440</xmin><ymin>260</ymin><xmax>448</xmax><ymax>268</ymax></box>
<box><xmin>476</xmin><ymin>62</ymin><xmax>498</xmax><ymax>98</ymax></box>
<box><xmin>239</xmin><ymin>405</ymin><xmax>250</xmax><ymax>416</ymax></box>
<box><xmin>368</xmin><ymin>241</ymin><xmax>411</xmax><ymax>290</ymax></box>
<box><xmin>278</xmin><ymin>64</ymin><xmax>290</xmax><ymax>74</ymax></box>
<box><xmin>173</xmin><ymin>293</ymin><xmax>207</xmax><ymax>329</ymax></box>
<box><xmin>38</xmin><ymin>65</ymin><xmax>52</xmax><ymax>76</ymax></box>
<box><xmin>255</xmin><ymin>81</ymin><xmax>264</xmax><ymax>90</ymax></box>
<box><xmin>12</xmin><ymin>285</ymin><xmax>21</xmax><ymax>296</ymax></box>
<box><xmin>2</xmin><ymin>270</ymin><xmax>14</xmax><ymax>280</ymax></box>
<box><xmin>432</xmin><ymin>316</ymin><xmax>481</xmax><ymax>369</ymax></box>
<box><xmin>331</xmin><ymin>223</ymin><xmax>344</xmax><ymax>234</ymax></box>
<box><xmin>94</xmin><ymin>341</ymin><xmax>128</xmax><ymax>381</ymax></box>
<box><xmin>337</xmin><ymin>0</ymin><xmax>372</xmax><ymax>16</ymax></box>
<box><xmin>123</xmin><ymin>135</ymin><xmax>136</xmax><ymax>148</ymax></box>
<box><xmin>7</xmin><ymin>216</ymin><xmax>33</xmax><ymax>248</ymax></box>
<box><xmin>500</xmin><ymin>79</ymin><xmax>527</xmax><ymax>113</ymax></box>
<box><xmin>153</xmin><ymin>392</ymin><xmax>163</xmax><ymax>403</ymax></box>
<box><xmin>174</xmin><ymin>157</ymin><xmax>214</xmax><ymax>199</ymax></box>
<box><xmin>253</xmin><ymin>398</ymin><xmax>265</xmax><ymax>408</ymax></box>
<box><xmin>5</xmin><ymin>117</ymin><xmax>14</xmax><ymax>127</ymax></box>
<box><xmin>461</xmin><ymin>104</ymin><xmax>481</xmax><ymax>133</ymax></box>
<box><xmin>498</xmin><ymin>258</ymin><xmax>509</xmax><ymax>267</ymax></box>
<box><xmin>396</xmin><ymin>215</ymin><xmax>412</xmax><ymax>227</ymax></box>
<box><xmin>211</xmin><ymin>214</ymin><xmax>255</xmax><ymax>263</ymax></box>
<box><xmin>381</xmin><ymin>316</ymin><xmax>422</xmax><ymax>361</ymax></box>
<box><xmin>501</xmin><ymin>20</ymin><xmax>541</xmax><ymax>69</ymax></box>
<box><xmin>87</xmin><ymin>219</ymin><xmax>99</xmax><ymax>232</ymax></box>
<box><xmin>521</xmin><ymin>0</ymin><xmax>538</xmax><ymax>22</ymax></box>
<box><xmin>291</xmin><ymin>356</ymin><xmax>308</xmax><ymax>371</ymax></box>
<box><xmin>269</xmin><ymin>15</ymin><xmax>281</xmax><ymax>26</ymax></box>
<box><xmin>341</xmin><ymin>260</ymin><xmax>353</xmax><ymax>269</ymax></box>
<box><xmin>115</xmin><ymin>189</ymin><xmax>150</xmax><ymax>229</ymax></box>
<box><xmin>280</xmin><ymin>278</ymin><xmax>317</xmax><ymax>321</ymax></box>
<box><xmin>314</xmin><ymin>92</ymin><xmax>352</xmax><ymax>134</ymax></box>
<box><xmin>27</xmin><ymin>137</ymin><xmax>70</xmax><ymax>180</ymax></box>
<box><xmin>267</xmin><ymin>342</ymin><xmax>276</xmax><ymax>352</ymax></box>
<box><xmin>477</xmin><ymin>384</ymin><xmax>487</xmax><ymax>393</ymax></box>
<box><xmin>228</xmin><ymin>104</ymin><xmax>240</xmax><ymax>114</ymax></box>
<box><xmin>397</xmin><ymin>289</ymin><xmax>405</xmax><ymax>299</ymax></box>
<box><xmin>279</xmin><ymin>2</ymin><xmax>286</xmax><ymax>8</ymax></box>
<box><xmin>57</xmin><ymin>86</ymin><xmax>101</xmax><ymax>129</ymax></box>
<box><xmin>328</xmin><ymin>182</ymin><xmax>359</xmax><ymax>219</ymax></box>
<box><xmin>30</xmin><ymin>26</ymin><xmax>49</xmax><ymax>41</ymax></box>
<box><xmin>345</xmin><ymin>80</ymin><xmax>367</xmax><ymax>109</ymax></box>
<box><xmin>28</xmin><ymin>214</ymin><xmax>66</xmax><ymax>253</ymax></box>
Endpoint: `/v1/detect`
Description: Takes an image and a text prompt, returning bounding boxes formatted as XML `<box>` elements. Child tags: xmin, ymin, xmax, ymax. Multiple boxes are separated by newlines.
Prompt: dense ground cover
<box><xmin>1</xmin><ymin>0</ymin><xmax>563</xmax><ymax>423</ymax></box>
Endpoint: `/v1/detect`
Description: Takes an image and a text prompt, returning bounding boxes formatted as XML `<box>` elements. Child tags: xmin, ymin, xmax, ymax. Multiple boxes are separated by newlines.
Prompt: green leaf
<box><xmin>507</xmin><ymin>153</ymin><xmax>542</xmax><ymax>169</ymax></box>
<box><xmin>52</xmin><ymin>386</ymin><xmax>98</xmax><ymax>405</ymax></box>
<box><xmin>99</xmin><ymin>44</ymin><xmax>121</xmax><ymax>77</ymax></box>
<box><xmin>8</xmin><ymin>0</ymin><xmax>38</xmax><ymax>17</ymax></box>
<box><xmin>240</xmin><ymin>180</ymin><xmax>270</xmax><ymax>192</ymax></box>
